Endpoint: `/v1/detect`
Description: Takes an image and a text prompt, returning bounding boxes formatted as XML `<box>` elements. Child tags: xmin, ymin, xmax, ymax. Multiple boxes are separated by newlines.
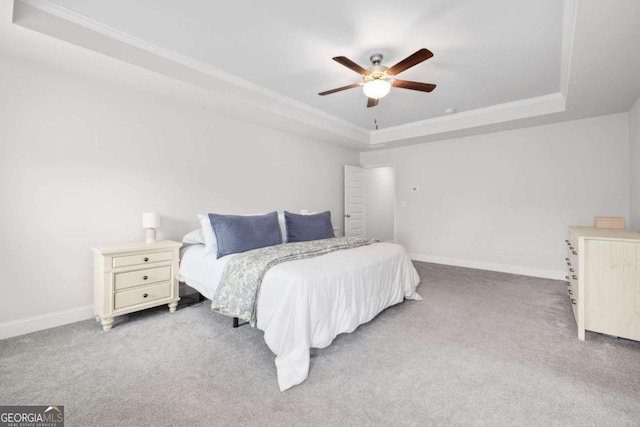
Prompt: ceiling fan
<box><xmin>319</xmin><ymin>48</ymin><xmax>436</xmax><ymax>108</ymax></box>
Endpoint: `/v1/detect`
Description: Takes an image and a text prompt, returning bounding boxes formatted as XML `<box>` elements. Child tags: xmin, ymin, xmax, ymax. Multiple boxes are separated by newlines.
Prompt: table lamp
<box><xmin>142</xmin><ymin>212</ymin><xmax>160</xmax><ymax>243</ymax></box>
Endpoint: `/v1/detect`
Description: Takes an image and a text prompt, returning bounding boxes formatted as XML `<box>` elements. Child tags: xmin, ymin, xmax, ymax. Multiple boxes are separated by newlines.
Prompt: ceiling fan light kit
<box><xmin>319</xmin><ymin>48</ymin><xmax>436</xmax><ymax>108</ymax></box>
<box><xmin>362</xmin><ymin>54</ymin><xmax>391</xmax><ymax>99</ymax></box>
<box><xmin>363</xmin><ymin>78</ymin><xmax>391</xmax><ymax>99</ymax></box>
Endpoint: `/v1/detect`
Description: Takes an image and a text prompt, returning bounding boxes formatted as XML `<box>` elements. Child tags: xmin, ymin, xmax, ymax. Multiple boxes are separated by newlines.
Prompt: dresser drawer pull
<box><xmin>572</xmin><ymin>275</ymin><xmax>577</xmax><ymax>280</ymax></box>
<box><xmin>571</xmin><ymin>299</ymin><xmax>576</xmax><ymax>305</ymax></box>
<box><xmin>143</xmin><ymin>293</ymin><xmax>149</xmax><ymax>298</ymax></box>
<box><xmin>569</xmin><ymin>246</ymin><xmax>575</xmax><ymax>250</ymax></box>
<box><xmin>565</xmin><ymin>275</ymin><xmax>570</xmax><ymax>280</ymax></box>
<box><xmin>569</xmin><ymin>268</ymin><xmax>574</xmax><ymax>272</ymax></box>
<box><xmin>143</xmin><ymin>275</ymin><xmax>148</xmax><ymax>280</ymax></box>
<box><xmin>567</xmin><ymin>262</ymin><xmax>571</xmax><ymax>266</ymax></box>
<box><xmin>566</xmin><ymin>281</ymin><xmax>571</xmax><ymax>287</ymax></box>
<box><xmin>144</xmin><ymin>257</ymin><xmax>149</xmax><ymax>262</ymax></box>
<box><xmin>565</xmin><ymin>257</ymin><xmax>570</xmax><ymax>262</ymax></box>
<box><xmin>568</xmin><ymin>290</ymin><xmax>573</xmax><ymax>295</ymax></box>
<box><xmin>572</xmin><ymin>251</ymin><xmax>577</xmax><ymax>255</ymax></box>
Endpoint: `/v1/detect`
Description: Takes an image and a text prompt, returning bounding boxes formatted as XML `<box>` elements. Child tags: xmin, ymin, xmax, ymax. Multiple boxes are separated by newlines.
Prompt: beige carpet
<box><xmin>1</xmin><ymin>261</ymin><xmax>639</xmax><ymax>426</ymax></box>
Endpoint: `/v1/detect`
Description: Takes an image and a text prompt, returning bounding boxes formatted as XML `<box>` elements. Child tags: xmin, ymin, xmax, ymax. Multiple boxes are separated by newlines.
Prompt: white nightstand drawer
<box><xmin>112</xmin><ymin>251</ymin><xmax>174</xmax><ymax>268</ymax></box>
<box><xmin>114</xmin><ymin>266</ymin><xmax>171</xmax><ymax>291</ymax></box>
<box><xmin>114</xmin><ymin>282</ymin><xmax>172</xmax><ymax>310</ymax></box>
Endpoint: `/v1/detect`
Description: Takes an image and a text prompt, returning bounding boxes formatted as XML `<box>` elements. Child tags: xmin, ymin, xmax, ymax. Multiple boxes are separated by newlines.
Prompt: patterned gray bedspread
<box><xmin>211</xmin><ymin>237</ymin><xmax>376</xmax><ymax>326</ymax></box>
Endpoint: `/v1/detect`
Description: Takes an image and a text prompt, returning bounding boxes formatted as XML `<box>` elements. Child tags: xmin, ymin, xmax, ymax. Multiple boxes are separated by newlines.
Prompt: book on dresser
<box><xmin>565</xmin><ymin>226</ymin><xmax>640</xmax><ymax>342</ymax></box>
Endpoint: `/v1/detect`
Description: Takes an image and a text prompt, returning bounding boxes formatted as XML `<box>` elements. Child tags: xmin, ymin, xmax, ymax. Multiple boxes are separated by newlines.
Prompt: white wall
<box><xmin>361</xmin><ymin>114</ymin><xmax>630</xmax><ymax>279</ymax></box>
<box><xmin>630</xmin><ymin>96</ymin><xmax>640</xmax><ymax>231</ymax></box>
<box><xmin>0</xmin><ymin>56</ymin><xmax>358</xmax><ymax>337</ymax></box>
<box><xmin>365</xmin><ymin>166</ymin><xmax>395</xmax><ymax>242</ymax></box>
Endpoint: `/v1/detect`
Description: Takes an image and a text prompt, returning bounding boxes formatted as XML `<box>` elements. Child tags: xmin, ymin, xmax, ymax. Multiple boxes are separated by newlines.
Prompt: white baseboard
<box><xmin>0</xmin><ymin>305</ymin><xmax>94</xmax><ymax>340</ymax></box>
<box><xmin>409</xmin><ymin>253</ymin><xmax>566</xmax><ymax>280</ymax></box>
<box><xmin>0</xmin><ymin>255</ymin><xmax>564</xmax><ymax>340</ymax></box>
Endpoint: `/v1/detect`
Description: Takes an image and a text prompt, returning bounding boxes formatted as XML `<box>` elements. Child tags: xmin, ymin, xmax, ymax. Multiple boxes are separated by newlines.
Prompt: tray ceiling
<box><xmin>6</xmin><ymin>0</ymin><xmax>640</xmax><ymax>148</ymax></box>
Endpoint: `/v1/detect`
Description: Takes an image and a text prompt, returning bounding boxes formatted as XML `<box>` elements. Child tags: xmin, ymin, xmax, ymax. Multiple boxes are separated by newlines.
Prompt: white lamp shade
<box><xmin>142</xmin><ymin>212</ymin><xmax>160</xmax><ymax>229</ymax></box>
<box><xmin>362</xmin><ymin>79</ymin><xmax>391</xmax><ymax>99</ymax></box>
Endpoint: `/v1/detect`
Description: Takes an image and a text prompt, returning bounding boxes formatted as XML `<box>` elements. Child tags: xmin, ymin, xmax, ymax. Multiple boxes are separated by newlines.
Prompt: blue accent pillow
<box><xmin>208</xmin><ymin>211</ymin><xmax>282</xmax><ymax>258</ymax></box>
<box><xmin>285</xmin><ymin>211</ymin><xmax>335</xmax><ymax>243</ymax></box>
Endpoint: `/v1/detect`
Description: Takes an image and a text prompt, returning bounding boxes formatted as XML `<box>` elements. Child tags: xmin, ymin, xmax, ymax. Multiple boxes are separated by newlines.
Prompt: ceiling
<box><xmin>4</xmin><ymin>0</ymin><xmax>640</xmax><ymax>149</ymax></box>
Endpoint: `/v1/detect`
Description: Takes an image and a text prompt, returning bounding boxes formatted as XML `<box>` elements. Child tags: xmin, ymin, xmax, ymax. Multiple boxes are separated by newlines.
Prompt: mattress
<box><xmin>178</xmin><ymin>244</ymin><xmax>231</xmax><ymax>300</ymax></box>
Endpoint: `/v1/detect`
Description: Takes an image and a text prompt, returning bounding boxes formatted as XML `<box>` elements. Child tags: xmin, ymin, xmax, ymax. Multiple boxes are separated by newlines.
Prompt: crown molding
<box><xmin>369</xmin><ymin>92</ymin><xmax>566</xmax><ymax>145</ymax></box>
<box><xmin>15</xmin><ymin>0</ymin><xmax>371</xmax><ymax>145</ymax></box>
<box><xmin>560</xmin><ymin>0</ymin><xmax>579</xmax><ymax>98</ymax></box>
<box><xmin>14</xmin><ymin>0</ymin><xmax>577</xmax><ymax>149</ymax></box>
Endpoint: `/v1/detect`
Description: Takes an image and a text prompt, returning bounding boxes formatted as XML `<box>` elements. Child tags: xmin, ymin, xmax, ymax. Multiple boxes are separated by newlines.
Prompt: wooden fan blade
<box><xmin>387</xmin><ymin>48</ymin><xmax>434</xmax><ymax>76</ymax></box>
<box><xmin>392</xmin><ymin>79</ymin><xmax>436</xmax><ymax>92</ymax></box>
<box><xmin>333</xmin><ymin>56</ymin><xmax>371</xmax><ymax>76</ymax></box>
<box><xmin>367</xmin><ymin>97</ymin><xmax>379</xmax><ymax>108</ymax></box>
<box><xmin>318</xmin><ymin>83</ymin><xmax>362</xmax><ymax>96</ymax></box>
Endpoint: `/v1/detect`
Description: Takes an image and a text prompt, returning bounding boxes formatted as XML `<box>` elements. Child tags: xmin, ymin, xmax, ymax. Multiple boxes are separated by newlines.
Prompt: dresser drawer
<box><xmin>114</xmin><ymin>282</ymin><xmax>172</xmax><ymax>310</ymax></box>
<box><xmin>114</xmin><ymin>266</ymin><xmax>171</xmax><ymax>291</ymax></box>
<box><xmin>112</xmin><ymin>251</ymin><xmax>174</xmax><ymax>268</ymax></box>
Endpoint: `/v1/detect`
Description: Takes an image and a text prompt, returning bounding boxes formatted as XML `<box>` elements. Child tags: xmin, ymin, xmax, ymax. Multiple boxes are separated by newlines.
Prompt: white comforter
<box><xmin>179</xmin><ymin>242</ymin><xmax>421</xmax><ymax>391</ymax></box>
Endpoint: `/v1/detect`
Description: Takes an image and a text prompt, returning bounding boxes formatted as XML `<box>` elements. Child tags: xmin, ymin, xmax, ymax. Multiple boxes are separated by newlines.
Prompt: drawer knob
<box><xmin>571</xmin><ymin>298</ymin><xmax>576</xmax><ymax>305</ymax></box>
<box><xmin>143</xmin><ymin>293</ymin><xmax>149</xmax><ymax>298</ymax></box>
<box><xmin>572</xmin><ymin>251</ymin><xmax>577</xmax><ymax>255</ymax></box>
<box><xmin>568</xmin><ymin>290</ymin><xmax>573</xmax><ymax>295</ymax></box>
<box><xmin>565</xmin><ymin>276</ymin><xmax>570</xmax><ymax>280</ymax></box>
<box><xmin>143</xmin><ymin>275</ymin><xmax>148</xmax><ymax>280</ymax></box>
<box><xmin>572</xmin><ymin>275</ymin><xmax>577</xmax><ymax>280</ymax></box>
<box><xmin>144</xmin><ymin>257</ymin><xmax>149</xmax><ymax>262</ymax></box>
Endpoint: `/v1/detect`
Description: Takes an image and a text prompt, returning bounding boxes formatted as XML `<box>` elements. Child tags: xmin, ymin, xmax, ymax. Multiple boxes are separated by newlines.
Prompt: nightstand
<box><xmin>92</xmin><ymin>240</ymin><xmax>182</xmax><ymax>331</ymax></box>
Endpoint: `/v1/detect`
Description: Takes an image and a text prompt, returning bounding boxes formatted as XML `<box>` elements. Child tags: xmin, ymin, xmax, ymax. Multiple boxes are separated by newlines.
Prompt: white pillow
<box><xmin>197</xmin><ymin>214</ymin><xmax>218</xmax><ymax>257</ymax></box>
<box><xmin>182</xmin><ymin>228</ymin><xmax>205</xmax><ymax>245</ymax></box>
<box><xmin>278</xmin><ymin>212</ymin><xmax>287</xmax><ymax>243</ymax></box>
<box><xmin>197</xmin><ymin>212</ymin><xmax>288</xmax><ymax>257</ymax></box>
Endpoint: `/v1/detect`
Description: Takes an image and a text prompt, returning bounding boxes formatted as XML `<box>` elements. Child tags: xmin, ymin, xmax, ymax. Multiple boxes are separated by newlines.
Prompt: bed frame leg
<box><xmin>232</xmin><ymin>317</ymin><xmax>248</xmax><ymax>328</ymax></box>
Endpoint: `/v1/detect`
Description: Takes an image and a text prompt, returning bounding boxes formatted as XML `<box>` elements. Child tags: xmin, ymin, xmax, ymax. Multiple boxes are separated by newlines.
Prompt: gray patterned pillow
<box><xmin>209</xmin><ymin>211</ymin><xmax>282</xmax><ymax>258</ymax></box>
<box><xmin>285</xmin><ymin>210</ymin><xmax>335</xmax><ymax>242</ymax></box>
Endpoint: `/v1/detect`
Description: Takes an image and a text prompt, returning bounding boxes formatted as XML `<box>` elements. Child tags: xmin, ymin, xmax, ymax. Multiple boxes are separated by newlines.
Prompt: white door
<box><xmin>344</xmin><ymin>165</ymin><xmax>366</xmax><ymax>238</ymax></box>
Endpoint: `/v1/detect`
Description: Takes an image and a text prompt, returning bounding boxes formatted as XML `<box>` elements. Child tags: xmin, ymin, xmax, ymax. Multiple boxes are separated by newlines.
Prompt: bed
<box><xmin>178</xmin><ymin>211</ymin><xmax>421</xmax><ymax>391</ymax></box>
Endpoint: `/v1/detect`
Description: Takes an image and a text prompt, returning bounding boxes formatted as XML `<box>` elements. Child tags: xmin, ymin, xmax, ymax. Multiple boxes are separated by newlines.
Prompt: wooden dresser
<box><xmin>565</xmin><ymin>226</ymin><xmax>640</xmax><ymax>342</ymax></box>
<box><xmin>92</xmin><ymin>240</ymin><xmax>182</xmax><ymax>331</ymax></box>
